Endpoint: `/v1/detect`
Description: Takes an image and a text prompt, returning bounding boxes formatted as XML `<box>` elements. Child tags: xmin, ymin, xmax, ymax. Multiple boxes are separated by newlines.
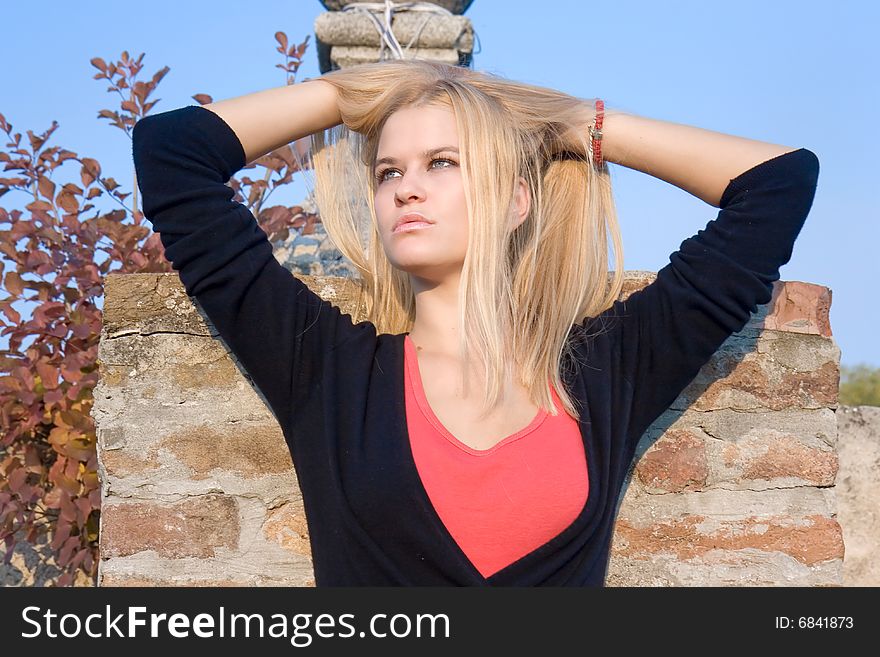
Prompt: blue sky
<box><xmin>1</xmin><ymin>0</ymin><xmax>877</xmax><ymax>367</ymax></box>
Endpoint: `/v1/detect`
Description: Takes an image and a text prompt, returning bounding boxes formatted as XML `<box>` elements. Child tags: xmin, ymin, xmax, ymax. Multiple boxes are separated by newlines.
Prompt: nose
<box><xmin>394</xmin><ymin>169</ymin><xmax>427</xmax><ymax>205</ymax></box>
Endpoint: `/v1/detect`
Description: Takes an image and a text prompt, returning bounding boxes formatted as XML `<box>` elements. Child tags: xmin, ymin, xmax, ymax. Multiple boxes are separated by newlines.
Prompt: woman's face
<box><xmin>373</xmin><ymin>103</ymin><xmax>469</xmax><ymax>282</ymax></box>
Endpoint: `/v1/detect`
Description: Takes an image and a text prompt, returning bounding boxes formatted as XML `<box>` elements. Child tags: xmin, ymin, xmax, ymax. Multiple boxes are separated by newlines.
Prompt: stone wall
<box><xmin>606</xmin><ymin>275</ymin><xmax>843</xmax><ymax>586</ymax></box>
<box><xmin>92</xmin><ymin>271</ymin><xmax>844</xmax><ymax>586</ymax></box>
<box><xmin>835</xmin><ymin>405</ymin><xmax>880</xmax><ymax>586</ymax></box>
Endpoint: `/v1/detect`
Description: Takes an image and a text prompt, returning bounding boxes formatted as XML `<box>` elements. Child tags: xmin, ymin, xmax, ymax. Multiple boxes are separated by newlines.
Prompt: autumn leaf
<box><xmin>4</xmin><ymin>271</ymin><xmax>24</xmax><ymax>296</ymax></box>
<box><xmin>38</xmin><ymin>176</ymin><xmax>56</xmax><ymax>201</ymax></box>
<box><xmin>57</xmin><ymin>191</ymin><xmax>80</xmax><ymax>213</ymax></box>
<box><xmin>81</xmin><ymin>157</ymin><xmax>101</xmax><ymax>187</ymax></box>
<box><xmin>1</xmin><ymin>302</ymin><xmax>21</xmax><ymax>324</ymax></box>
<box><xmin>36</xmin><ymin>360</ymin><xmax>60</xmax><ymax>390</ymax></box>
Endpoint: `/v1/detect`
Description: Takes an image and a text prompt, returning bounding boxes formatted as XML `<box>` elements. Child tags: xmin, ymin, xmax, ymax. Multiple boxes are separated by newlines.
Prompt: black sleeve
<box><xmin>572</xmin><ymin>148</ymin><xmax>820</xmax><ymax>450</ymax></box>
<box><xmin>132</xmin><ymin>105</ymin><xmax>369</xmax><ymax>425</ymax></box>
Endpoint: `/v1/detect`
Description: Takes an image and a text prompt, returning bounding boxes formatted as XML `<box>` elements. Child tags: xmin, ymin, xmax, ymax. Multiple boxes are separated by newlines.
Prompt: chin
<box><xmin>385</xmin><ymin>248</ymin><xmax>438</xmax><ymax>269</ymax></box>
<box><xmin>397</xmin><ymin>259</ymin><xmax>463</xmax><ymax>280</ymax></box>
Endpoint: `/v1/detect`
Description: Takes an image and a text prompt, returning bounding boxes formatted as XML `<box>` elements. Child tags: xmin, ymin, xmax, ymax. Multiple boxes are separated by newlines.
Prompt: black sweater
<box><xmin>131</xmin><ymin>105</ymin><xmax>819</xmax><ymax>586</ymax></box>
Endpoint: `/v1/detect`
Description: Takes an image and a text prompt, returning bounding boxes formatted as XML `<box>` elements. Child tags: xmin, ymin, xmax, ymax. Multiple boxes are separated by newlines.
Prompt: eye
<box><xmin>375</xmin><ymin>157</ymin><xmax>457</xmax><ymax>184</ymax></box>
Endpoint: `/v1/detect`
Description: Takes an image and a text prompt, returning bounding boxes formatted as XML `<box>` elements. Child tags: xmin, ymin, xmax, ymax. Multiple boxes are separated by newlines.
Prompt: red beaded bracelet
<box><xmin>589</xmin><ymin>99</ymin><xmax>605</xmax><ymax>168</ymax></box>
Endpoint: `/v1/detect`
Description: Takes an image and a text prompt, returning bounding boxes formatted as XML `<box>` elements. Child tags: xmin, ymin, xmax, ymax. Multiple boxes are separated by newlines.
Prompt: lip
<box><xmin>393</xmin><ymin>212</ymin><xmax>435</xmax><ymax>234</ymax></box>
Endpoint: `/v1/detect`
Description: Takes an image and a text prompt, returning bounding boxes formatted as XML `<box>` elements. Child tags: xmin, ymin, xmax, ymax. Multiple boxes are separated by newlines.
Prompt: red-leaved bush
<box><xmin>0</xmin><ymin>31</ymin><xmax>319</xmax><ymax>586</ymax></box>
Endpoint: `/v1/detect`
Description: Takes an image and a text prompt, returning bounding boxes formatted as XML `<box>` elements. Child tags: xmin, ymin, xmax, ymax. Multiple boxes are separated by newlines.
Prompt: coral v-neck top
<box><xmin>403</xmin><ymin>334</ymin><xmax>589</xmax><ymax>578</ymax></box>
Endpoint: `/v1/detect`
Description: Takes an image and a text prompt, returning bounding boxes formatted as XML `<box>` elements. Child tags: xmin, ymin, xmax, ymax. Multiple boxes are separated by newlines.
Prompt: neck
<box><xmin>407</xmin><ymin>270</ymin><xmax>517</xmax><ymax>379</ymax></box>
<box><xmin>407</xmin><ymin>269</ymin><xmax>462</xmax><ymax>359</ymax></box>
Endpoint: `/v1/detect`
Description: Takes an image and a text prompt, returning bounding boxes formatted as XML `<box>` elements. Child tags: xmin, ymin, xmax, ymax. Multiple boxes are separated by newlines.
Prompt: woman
<box><xmin>131</xmin><ymin>59</ymin><xmax>819</xmax><ymax>585</ymax></box>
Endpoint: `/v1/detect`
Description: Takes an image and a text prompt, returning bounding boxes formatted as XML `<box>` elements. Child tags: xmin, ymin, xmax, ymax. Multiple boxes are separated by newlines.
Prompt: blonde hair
<box><xmin>310</xmin><ymin>59</ymin><xmax>625</xmax><ymax>422</ymax></box>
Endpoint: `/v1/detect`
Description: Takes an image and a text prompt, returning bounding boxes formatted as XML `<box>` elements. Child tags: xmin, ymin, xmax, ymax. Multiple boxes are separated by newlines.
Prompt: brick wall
<box><xmin>93</xmin><ymin>271</ymin><xmax>842</xmax><ymax>586</ymax></box>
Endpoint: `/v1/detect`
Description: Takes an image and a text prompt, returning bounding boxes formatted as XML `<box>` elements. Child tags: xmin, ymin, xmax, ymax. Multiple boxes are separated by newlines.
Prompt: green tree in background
<box><xmin>839</xmin><ymin>364</ymin><xmax>880</xmax><ymax>407</ymax></box>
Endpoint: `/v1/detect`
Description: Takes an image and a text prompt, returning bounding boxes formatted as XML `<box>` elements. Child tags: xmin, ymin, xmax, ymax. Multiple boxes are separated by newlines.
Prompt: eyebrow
<box><xmin>374</xmin><ymin>146</ymin><xmax>459</xmax><ymax>170</ymax></box>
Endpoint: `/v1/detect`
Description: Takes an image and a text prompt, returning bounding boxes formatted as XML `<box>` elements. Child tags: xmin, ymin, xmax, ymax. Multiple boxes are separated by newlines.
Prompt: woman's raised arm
<box><xmin>131</xmin><ymin>82</ymin><xmax>361</xmax><ymax>430</ymax></box>
<box><xmin>203</xmin><ymin>79</ymin><xmax>342</xmax><ymax>164</ymax></box>
<box><xmin>593</xmin><ymin>108</ymin><xmax>800</xmax><ymax>208</ymax></box>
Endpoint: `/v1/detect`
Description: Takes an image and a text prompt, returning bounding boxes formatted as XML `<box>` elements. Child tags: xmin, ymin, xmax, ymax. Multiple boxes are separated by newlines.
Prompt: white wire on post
<box><xmin>341</xmin><ymin>1</ymin><xmax>454</xmax><ymax>61</ymax></box>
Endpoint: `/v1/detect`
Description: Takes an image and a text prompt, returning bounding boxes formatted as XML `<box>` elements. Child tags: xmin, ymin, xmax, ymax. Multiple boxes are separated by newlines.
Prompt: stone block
<box><xmin>613</xmin><ymin>512</ymin><xmax>843</xmax><ymax>567</ymax></box>
<box><xmin>763</xmin><ymin>280</ymin><xmax>832</xmax><ymax>337</ymax></box>
<box><xmin>315</xmin><ymin>11</ymin><xmax>474</xmax><ymax>49</ymax></box>
<box><xmin>607</xmin><ymin>551</ymin><xmax>841</xmax><ymax>587</ymax></box>
<box><xmin>330</xmin><ymin>45</ymin><xmax>462</xmax><ymax>69</ymax></box>
<box><xmin>262</xmin><ymin>499</ymin><xmax>312</xmax><ymax>558</ymax></box>
<box><xmin>100</xmin><ymin>495</ymin><xmax>240</xmax><ymax>559</ymax></box>
<box><xmin>611</xmin><ymin>487</ymin><xmax>844</xmax><ymax>585</ymax></box>
<box><xmin>679</xmin><ymin>333</ymin><xmax>840</xmax><ymax>412</ymax></box>
<box><xmin>635</xmin><ymin>427</ymin><xmax>709</xmax><ymax>493</ymax></box>
<box><xmin>102</xmin><ymin>272</ymin><xmax>367</xmax><ymax>331</ymax></box>
<box><xmin>320</xmin><ymin>0</ymin><xmax>473</xmax><ymax>13</ymax></box>
<box><xmin>100</xmin><ymin>574</ymin><xmax>253</xmax><ymax>587</ymax></box>
<box><xmin>638</xmin><ymin>408</ymin><xmax>839</xmax><ymax>490</ymax></box>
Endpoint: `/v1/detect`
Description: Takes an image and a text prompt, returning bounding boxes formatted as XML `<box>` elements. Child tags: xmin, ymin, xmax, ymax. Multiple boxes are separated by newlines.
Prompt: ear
<box><xmin>510</xmin><ymin>176</ymin><xmax>531</xmax><ymax>230</ymax></box>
